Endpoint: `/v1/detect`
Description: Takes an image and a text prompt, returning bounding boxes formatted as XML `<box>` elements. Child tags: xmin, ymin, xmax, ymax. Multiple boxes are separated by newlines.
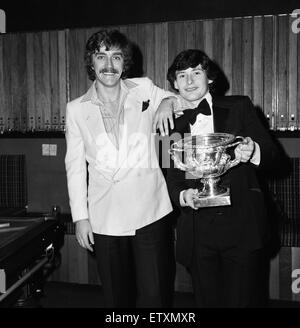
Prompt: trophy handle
<box><xmin>224</xmin><ymin>136</ymin><xmax>245</xmax><ymax>149</ymax></box>
<box><xmin>168</xmin><ymin>149</ymin><xmax>189</xmax><ymax>171</ymax></box>
<box><xmin>225</xmin><ymin>157</ymin><xmax>240</xmax><ymax>170</ymax></box>
<box><xmin>224</xmin><ymin>136</ymin><xmax>245</xmax><ymax>170</ymax></box>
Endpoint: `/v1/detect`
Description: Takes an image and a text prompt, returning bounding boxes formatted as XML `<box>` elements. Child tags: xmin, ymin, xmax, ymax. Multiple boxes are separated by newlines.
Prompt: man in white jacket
<box><xmin>65</xmin><ymin>29</ymin><xmax>177</xmax><ymax>307</ymax></box>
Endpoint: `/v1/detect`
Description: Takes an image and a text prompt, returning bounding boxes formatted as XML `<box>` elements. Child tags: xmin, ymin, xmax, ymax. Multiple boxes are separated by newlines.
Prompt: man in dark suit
<box><xmin>159</xmin><ymin>49</ymin><xmax>280</xmax><ymax>307</ymax></box>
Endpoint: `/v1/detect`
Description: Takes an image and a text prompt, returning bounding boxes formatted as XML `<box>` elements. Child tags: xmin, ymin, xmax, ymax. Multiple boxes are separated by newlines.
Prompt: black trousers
<box><xmin>93</xmin><ymin>216</ymin><xmax>176</xmax><ymax>308</ymax></box>
<box><xmin>189</xmin><ymin>215</ymin><xmax>268</xmax><ymax>308</ymax></box>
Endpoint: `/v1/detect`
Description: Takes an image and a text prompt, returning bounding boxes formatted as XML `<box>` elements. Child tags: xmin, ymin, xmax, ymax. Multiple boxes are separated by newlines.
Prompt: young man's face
<box><xmin>174</xmin><ymin>64</ymin><xmax>212</xmax><ymax>103</ymax></box>
<box><xmin>92</xmin><ymin>45</ymin><xmax>124</xmax><ymax>88</ymax></box>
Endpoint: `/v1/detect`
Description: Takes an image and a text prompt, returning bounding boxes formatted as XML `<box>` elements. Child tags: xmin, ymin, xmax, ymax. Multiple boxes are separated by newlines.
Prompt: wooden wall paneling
<box><xmin>135</xmin><ymin>23</ymin><xmax>146</xmax><ymax>78</ymax></box>
<box><xmin>277</xmin><ymin>15</ymin><xmax>288</xmax><ymax>130</ymax></box>
<box><xmin>124</xmin><ymin>24</ymin><xmax>138</xmax><ymax>44</ymax></box>
<box><xmin>298</xmin><ymin>30</ymin><xmax>300</xmax><ymax>130</ymax></box>
<box><xmin>271</xmin><ymin>16</ymin><xmax>279</xmax><ymax>130</ymax></box>
<box><xmin>142</xmin><ymin>24</ymin><xmax>155</xmax><ymax>81</ymax></box>
<box><xmin>203</xmin><ymin>20</ymin><xmax>213</xmax><ymax>59</ymax></box>
<box><xmin>58</xmin><ymin>30</ymin><xmax>67</xmax><ymax>131</ymax></box>
<box><xmin>166</xmin><ymin>22</ymin><xmax>186</xmax><ymax>87</ymax></box>
<box><xmin>184</xmin><ymin>21</ymin><xmax>196</xmax><ymax>49</ymax></box>
<box><xmin>43</xmin><ymin>32</ymin><xmax>52</xmax><ymax>131</ymax></box>
<box><xmin>85</xmin><ymin>28</ymin><xmax>99</xmax><ymax>91</ymax></box>
<box><xmin>154</xmin><ymin>23</ymin><xmax>168</xmax><ymax>89</ymax></box>
<box><xmin>20</xmin><ymin>34</ymin><xmax>28</xmax><ymax>132</ymax></box>
<box><xmin>168</xmin><ymin>21</ymin><xmax>187</xmax><ymax>76</ymax></box>
<box><xmin>26</xmin><ymin>33</ymin><xmax>36</xmax><ymax>131</ymax></box>
<box><xmin>33</xmin><ymin>32</ymin><xmax>51</xmax><ymax>130</ymax></box>
<box><xmin>1</xmin><ymin>14</ymin><xmax>300</xmax><ymax>132</ymax></box>
<box><xmin>272</xmin><ymin>16</ymin><xmax>279</xmax><ymax>130</ymax></box>
<box><xmin>0</xmin><ymin>35</ymin><xmax>6</xmax><ymax>131</ymax></box>
<box><xmin>263</xmin><ymin>16</ymin><xmax>275</xmax><ymax>128</ymax></box>
<box><xmin>87</xmin><ymin>26</ymin><xmax>103</xmax><ymax>36</ymax></box>
<box><xmin>288</xmin><ymin>14</ymin><xmax>298</xmax><ymax>131</ymax></box>
<box><xmin>118</xmin><ymin>25</ymin><xmax>129</xmax><ymax>37</ymax></box>
<box><xmin>223</xmin><ymin>18</ymin><xmax>233</xmax><ymax>95</ymax></box>
<box><xmin>136</xmin><ymin>23</ymin><xmax>166</xmax><ymax>86</ymax></box>
<box><xmin>0</xmin><ymin>34</ymin><xmax>7</xmax><ymax>133</ymax></box>
<box><xmin>68</xmin><ymin>28</ymin><xmax>90</xmax><ymax>102</ymax></box>
<box><xmin>212</xmin><ymin>19</ymin><xmax>225</xmax><ymax>72</ymax></box>
<box><xmin>242</xmin><ymin>17</ymin><xmax>253</xmax><ymax>100</ymax></box>
<box><xmin>252</xmin><ymin>16</ymin><xmax>263</xmax><ymax>110</ymax></box>
<box><xmin>167</xmin><ymin>20</ymin><xmax>196</xmax><ymax>70</ymax></box>
<box><xmin>2</xmin><ymin>34</ymin><xmax>13</xmax><ymax>130</ymax></box>
<box><xmin>231</xmin><ymin>18</ymin><xmax>243</xmax><ymax>95</ymax></box>
<box><xmin>67</xmin><ymin>28</ymin><xmax>80</xmax><ymax>101</ymax></box>
<box><xmin>49</xmin><ymin>31</ymin><xmax>59</xmax><ymax>131</ymax></box>
<box><xmin>194</xmin><ymin>20</ymin><xmax>205</xmax><ymax>53</ymax></box>
<box><xmin>118</xmin><ymin>25</ymin><xmax>136</xmax><ymax>63</ymax></box>
<box><xmin>119</xmin><ymin>24</ymin><xmax>138</xmax><ymax>59</ymax></box>
<box><xmin>213</xmin><ymin>19</ymin><xmax>235</xmax><ymax>97</ymax></box>
<box><xmin>121</xmin><ymin>24</ymin><xmax>144</xmax><ymax>79</ymax></box>
<box><xmin>11</xmin><ymin>33</ymin><xmax>27</xmax><ymax>131</ymax></box>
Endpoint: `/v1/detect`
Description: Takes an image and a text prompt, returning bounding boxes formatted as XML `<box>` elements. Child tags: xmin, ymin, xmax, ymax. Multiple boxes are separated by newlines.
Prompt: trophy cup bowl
<box><xmin>169</xmin><ymin>133</ymin><xmax>245</xmax><ymax>207</ymax></box>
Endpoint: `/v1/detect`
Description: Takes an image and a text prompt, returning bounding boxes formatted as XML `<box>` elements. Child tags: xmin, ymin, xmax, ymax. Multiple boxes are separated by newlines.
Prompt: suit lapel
<box><xmin>113</xmin><ymin>84</ymin><xmax>146</xmax><ymax>175</ymax></box>
<box><xmin>82</xmin><ymin>100</ymin><xmax>120</xmax><ymax>180</ymax></box>
<box><xmin>122</xmin><ymin>88</ymin><xmax>144</xmax><ymax>144</ymax></box>
<box><xmin>83</xmin><ymin>102</ymin><xmax>107</xmax><ymax>142</ymax></box>
<box><xmin>212</xmin><ymin>97</ymin><xmax>230</xmax><ymax>133</ymax></box>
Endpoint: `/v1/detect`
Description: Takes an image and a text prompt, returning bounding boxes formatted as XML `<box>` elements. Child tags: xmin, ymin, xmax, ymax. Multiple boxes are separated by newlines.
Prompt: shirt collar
<box><xmin>203</xmin><ymin>92</ymin><xmax>212</xmax><ymax>110</ymax></box>
<box><xmin>178</xmin><ymin>91</ymin><xmax>213</xmax><ymax>111</ymax></box>
<box><xmin>80</xmin><ymin>79</ymin><xmax>138</xmax><ymax>103</ymax></box>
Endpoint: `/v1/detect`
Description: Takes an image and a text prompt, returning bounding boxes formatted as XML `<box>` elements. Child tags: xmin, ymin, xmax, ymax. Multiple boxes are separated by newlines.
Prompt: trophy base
<box><xmin>194</xmin><ymin>188</ymin><xmax>231</xmax><ymax>208</ymax></box>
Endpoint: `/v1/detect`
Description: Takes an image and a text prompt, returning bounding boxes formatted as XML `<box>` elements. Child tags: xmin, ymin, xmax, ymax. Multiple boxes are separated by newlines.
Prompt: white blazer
<box><xmin>65</xmin><ymin>77</ymin><xmax>173</xmax><ymax>235</ymax></box>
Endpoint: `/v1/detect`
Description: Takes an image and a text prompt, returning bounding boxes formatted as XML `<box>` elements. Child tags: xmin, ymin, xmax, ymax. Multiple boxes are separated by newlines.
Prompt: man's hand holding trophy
<box><xmin>169</xmin><ymin>133</ymin><xmax>250</xmax><ymax>208</ymax></box>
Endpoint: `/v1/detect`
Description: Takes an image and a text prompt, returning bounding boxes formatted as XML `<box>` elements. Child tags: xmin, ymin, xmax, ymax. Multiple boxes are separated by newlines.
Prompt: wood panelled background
<box><xmin>0</xmin><ymin>30</ymin><xmax>67</xmax><ymax>132</ymax></box>
<box><xmin>1</xmin><ymin>14</ymin><xmax>300</xmax><ymax>132</ymax></box>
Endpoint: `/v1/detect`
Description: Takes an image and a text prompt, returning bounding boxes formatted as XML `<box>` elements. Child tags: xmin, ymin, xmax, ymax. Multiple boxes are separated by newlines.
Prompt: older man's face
<box><xmin>92</xmin><ymin>45</ymin><xmax>124</xmax><ymax>87</ymax></box>
<box><xmin>174</xmin><ymin>64</ymin><xmax>212</xmax><ymax>104</ymax></box>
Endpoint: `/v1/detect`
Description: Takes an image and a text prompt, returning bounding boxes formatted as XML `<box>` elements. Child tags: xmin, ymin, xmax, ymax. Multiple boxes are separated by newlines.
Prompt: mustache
<box><xmin>100</xmin><ymin>68</ymin><xmax>120</xmax><ymax>74</ymax></box>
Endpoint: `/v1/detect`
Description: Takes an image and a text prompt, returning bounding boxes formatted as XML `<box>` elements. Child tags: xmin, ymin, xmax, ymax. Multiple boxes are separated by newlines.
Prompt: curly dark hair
<box><xmin>84</xmin><ymin>29</ymin><xmax>133</xmax><ymax>81</ymax></box>
<box><xmin>167</xmin><ymin>49</ymin><xmax>219</xmax><ymax>94</ymax></box>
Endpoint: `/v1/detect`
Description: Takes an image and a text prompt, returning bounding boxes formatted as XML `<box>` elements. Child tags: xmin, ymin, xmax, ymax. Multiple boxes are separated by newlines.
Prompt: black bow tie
<box><xmin>182</xmin><ymin>98</ymin><xmax>211</xmax><ymax>125</ymax></box>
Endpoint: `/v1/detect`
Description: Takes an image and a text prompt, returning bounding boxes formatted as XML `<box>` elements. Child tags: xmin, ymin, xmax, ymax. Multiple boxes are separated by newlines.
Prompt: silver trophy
<box><xmin>169</xmin><ymin>133</ymin><xmax>245</xmax><ymax>207</ymax></box>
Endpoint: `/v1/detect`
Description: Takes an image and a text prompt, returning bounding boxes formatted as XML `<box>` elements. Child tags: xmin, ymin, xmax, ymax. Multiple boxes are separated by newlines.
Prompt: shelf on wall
<box><xmin>1</xmin><ymin>130</ymin><xmax>300</xmax><ymax>139</ymax></box>
<box><xmin>272</xmin><ymin>130</ymin><xmax>300</xmax><ymax>139</ymax></box>
<box><xmin>0</xmin><ymin>131</ymin><xmax>66</xmax><ymax>138</ymax></box>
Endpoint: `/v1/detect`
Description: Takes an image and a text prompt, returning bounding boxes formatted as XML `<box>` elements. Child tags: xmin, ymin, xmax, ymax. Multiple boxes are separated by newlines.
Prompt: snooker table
<box><xmin>0</xmin><ymin>214</ymin><xmax>64</xmax><ymax>307</ymax></box>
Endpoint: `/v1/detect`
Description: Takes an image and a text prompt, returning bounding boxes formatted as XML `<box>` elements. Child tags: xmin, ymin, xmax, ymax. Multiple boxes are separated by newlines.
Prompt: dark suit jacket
<box><xmin>166</xmin><ymin>96</ymin><xmax>281</xmax><ymax>267</ymax></box>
